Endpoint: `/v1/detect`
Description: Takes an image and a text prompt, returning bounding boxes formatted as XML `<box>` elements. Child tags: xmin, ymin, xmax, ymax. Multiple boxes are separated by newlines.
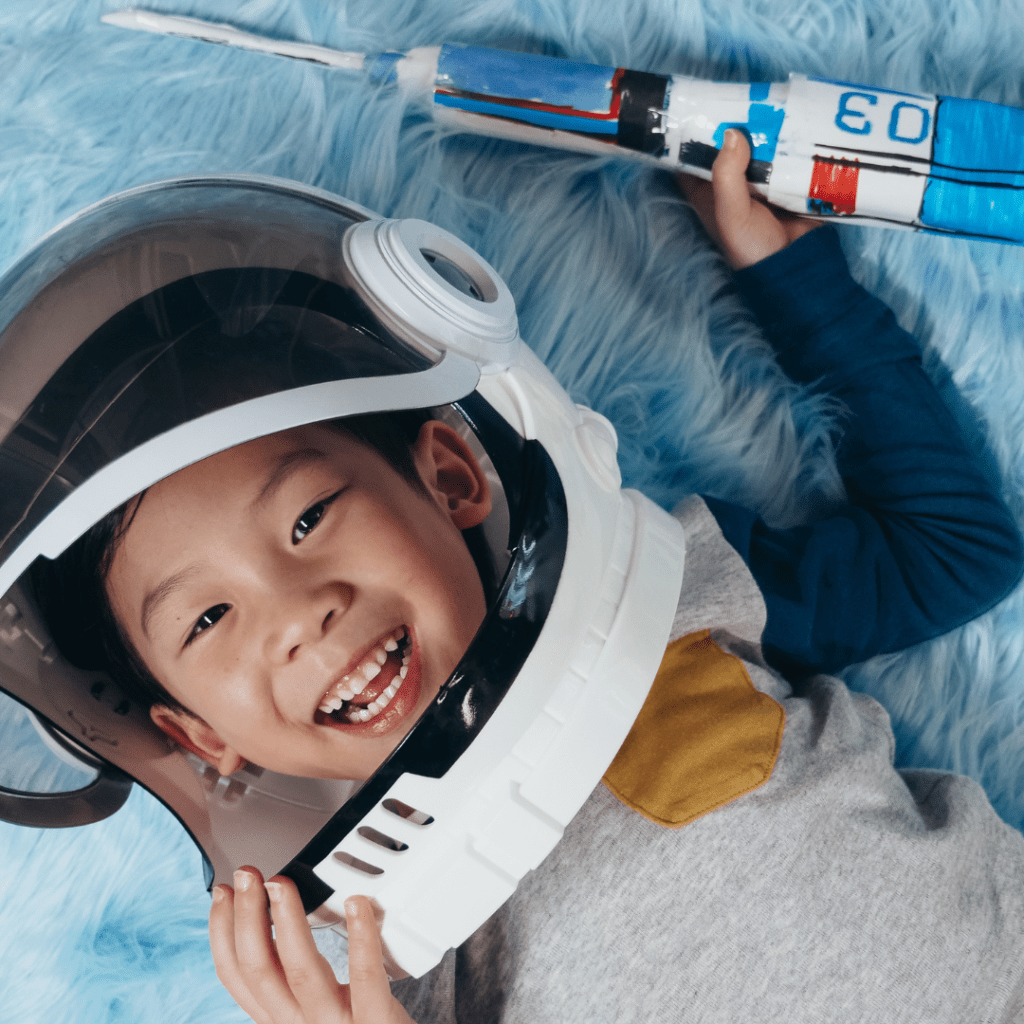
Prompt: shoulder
<box><xmin>670</xmin><ymin>494</ymin><xmax>767</xmax><ymax>647</ymax></box>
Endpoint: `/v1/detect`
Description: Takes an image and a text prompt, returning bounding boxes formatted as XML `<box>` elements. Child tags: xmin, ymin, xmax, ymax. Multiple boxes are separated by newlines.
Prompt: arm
<box><xmin>684</xmin><ymin>132</ymin><xmax>1024</xmax><ymax>675</ymax></box>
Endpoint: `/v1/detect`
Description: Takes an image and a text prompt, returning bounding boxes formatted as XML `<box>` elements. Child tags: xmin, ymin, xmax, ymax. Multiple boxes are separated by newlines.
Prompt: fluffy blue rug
<box><xmin>2</xmin><ymin>1</ymin><xmax>1024</xmax><ymax>1021</ymax></box>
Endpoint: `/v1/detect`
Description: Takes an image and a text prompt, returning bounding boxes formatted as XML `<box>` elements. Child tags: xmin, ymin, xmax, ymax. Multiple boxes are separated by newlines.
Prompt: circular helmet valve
<box><xmin>343</xmin><ymin>218</ymin><xmax>520</xmax><ymax>372</ymax></box>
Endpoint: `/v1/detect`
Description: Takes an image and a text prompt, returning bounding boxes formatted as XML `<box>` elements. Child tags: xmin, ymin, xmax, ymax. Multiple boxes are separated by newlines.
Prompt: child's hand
<box><xmin>209</xmin><ymin>866</ymin><xmax>417</xmax><ymax>1024</ymax></box>
<box><xmin>678</xmin><ymin>129</ymin><xmax>819</xmax><ymax>269</ymax></box>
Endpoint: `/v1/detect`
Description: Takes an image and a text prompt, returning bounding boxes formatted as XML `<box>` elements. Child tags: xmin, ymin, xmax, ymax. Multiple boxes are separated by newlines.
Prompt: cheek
<box><xmin>431</xmin><ymin>531</ymin><xmax>488</xmax><ymax>636</ymax></box>
<box><xmin>157</xmin><ymin>639</ymin><xmax>254</xmax><ymax>718</ymax></box>
<box><xmin>345</xmin><ymin>493</ymin><xmax>488</xmax><ymax>633</ymax></box>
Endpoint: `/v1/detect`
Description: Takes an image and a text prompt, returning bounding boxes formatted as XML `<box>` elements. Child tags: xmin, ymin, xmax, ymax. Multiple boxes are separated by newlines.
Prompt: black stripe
<box><xmin>616</xmin><ymin>70</ymin><xmax>669</xmax><ymax>154</ymax></box>
<box><xmin>816</xmin><ymin>153</ymin><xmax>1024</xmax><ymax>191</ymax></box>
<box><xmin>679</xmin><ymin>140</ymin><xmax>772</xmax><ymax>184</ymax></box>
<box><xmin>815</xmin><ymin>136</ymin><xmax>1024</xmax><ymax>177</ymax></box>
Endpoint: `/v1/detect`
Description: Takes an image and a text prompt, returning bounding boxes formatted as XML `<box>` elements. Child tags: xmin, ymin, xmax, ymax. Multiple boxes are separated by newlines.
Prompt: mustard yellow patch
<box><xmin>603</xmin><ymin>630</ymin><xmax>785</xmax><ymax>827</ymax></box>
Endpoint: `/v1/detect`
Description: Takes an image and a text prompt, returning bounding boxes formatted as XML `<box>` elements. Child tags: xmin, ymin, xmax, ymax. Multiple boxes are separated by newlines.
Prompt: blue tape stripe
<box><xmin>931</xmin><ymin>96</ymin><xmax>1024</xmax><ymax>176</ymax></box>
<box><xmin>712</xmin><ymin>102</ymin><xmax>785</xmax><ymax>162</ymax></box>
<box><xmin>920</xmin><ymin>97</ymin><xmax>1024</xmax><ymax>241</ymax></box>
<box><xmin>436</xmin><ymin>43</ymin><xmax>616</xmax><ymax>114</ymax></box>
<box><xmin>920</xmin><ymin>180</ymin><xmax>1024</xmax><ymax>242</ymax></box>
<box><xmin>749</xmin><ymin>82</ymin><xmax>770</xmax><ymax>101</ymax></box>
<box><xmin>434</xmin><ymin>92</ymin><xmax>619</xmax><ymax>134</ymax></box>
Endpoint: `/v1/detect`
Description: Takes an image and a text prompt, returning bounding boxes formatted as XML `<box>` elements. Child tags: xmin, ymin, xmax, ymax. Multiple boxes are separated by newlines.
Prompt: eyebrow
<box><xmin>250</xmin><ymin>447</ymin><xmax>330</xmax><ymax>512</ymax></box>
<box><xmin>141</xmin><ymin>565</ymin><xmax>201</xmax><ymax>642</ymax></box>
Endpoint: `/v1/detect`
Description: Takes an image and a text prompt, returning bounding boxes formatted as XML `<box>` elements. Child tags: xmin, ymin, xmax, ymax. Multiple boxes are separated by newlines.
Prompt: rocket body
<box><xmin>386</xmin><ymin>43</ymin><xmax>1024</xmax><ymax>245</ymax></box>
<box><xmin>102</xmin><ymin>13</ymin><xmax>1024</xmax><ymax>245</ymax></box>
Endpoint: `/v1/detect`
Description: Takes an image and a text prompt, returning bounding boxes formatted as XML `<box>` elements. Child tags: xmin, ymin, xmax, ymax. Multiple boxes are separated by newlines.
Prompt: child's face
<box><xmin>105</xmin><ymin>420</ymin><xmax>491</xmax><ymax>781</ymax></box>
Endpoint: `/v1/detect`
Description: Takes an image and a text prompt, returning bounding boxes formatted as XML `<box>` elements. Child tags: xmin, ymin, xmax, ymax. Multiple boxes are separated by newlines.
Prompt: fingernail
<box><xmin>265</xmin><ymin>881</ymin><xmax>283</xmax><ymax>904</ymax></box>
<box><xmin>234</xmin><ymin>869</ymin><xmax>253</xmax><ymax>892</ymax></box>
<box><xmin>724</xmin><ymin>129</ymin><xmax>738</xmax><ymax>150</ymax></box>
<box><xmin>212</xmin><ymin>886</ymin><xmax>225</xmax><ymax>904</ymax></box>
<box><xmin>345</xmin><ymin>898</ymin><xmax>360</xmax><ymax>920</ymax></box>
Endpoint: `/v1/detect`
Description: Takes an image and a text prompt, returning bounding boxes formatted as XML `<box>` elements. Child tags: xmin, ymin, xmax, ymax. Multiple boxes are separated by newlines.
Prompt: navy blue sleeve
<box><xmin>704</xmin><ymin>226</ymin><xmax>1024</xmax><ymax>676</ymax></box>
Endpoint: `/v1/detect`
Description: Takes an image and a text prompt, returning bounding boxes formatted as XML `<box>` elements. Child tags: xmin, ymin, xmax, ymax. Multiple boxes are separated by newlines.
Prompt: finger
<box><xmin>676</xmin><ymin>171</ymin><xmax>713</xmax><ymax>214</ymax></box>
<box><xmin>711</xmin><ymin>129</ymin><xmax>755</xmax><ymax>236</ymax></box>
<box><xmin>209</xmin><ymin>882</ymin><xmax>273</xmax><ymax>1024</ymax></box>
<box><xmin>264</xmin><ymin>876</ymin><xmax>352</xmax><ymax>1022</ymax></box>
<box><xmin>232</xmin><ymin>866</ymin><xmax>303</xmax><ymax>1023</ymax></box>
<box><xmin>676</xmin><ymin>172</ymin><xmax>721</xmax><ymax>247</ymax></box>
<box><xmin>346</xmin><ymin>896</ymin><xmax>413</xmax><ymax>1024</ymax></box>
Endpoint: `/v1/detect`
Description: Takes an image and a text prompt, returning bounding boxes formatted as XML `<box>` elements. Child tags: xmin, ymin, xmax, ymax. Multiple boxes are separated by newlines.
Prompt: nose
<box><xmin>263</xmin><ymin>580</ymin><xmax>353</xmax><ymax>664</ymax></box>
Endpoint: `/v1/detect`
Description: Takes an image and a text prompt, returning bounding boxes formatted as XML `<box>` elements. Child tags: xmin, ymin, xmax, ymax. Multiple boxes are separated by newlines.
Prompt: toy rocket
<box><xmin>105</xmin><ymin>10</ymin><xmax>1024</xmax><ymax>245</ymax></box>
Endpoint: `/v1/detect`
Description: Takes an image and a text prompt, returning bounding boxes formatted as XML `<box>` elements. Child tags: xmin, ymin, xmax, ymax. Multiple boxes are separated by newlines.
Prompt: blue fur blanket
<box><xmin>2</xmin><ymin>1</ymin><xmax>1024</xmax><ymax>1021</ymax></box>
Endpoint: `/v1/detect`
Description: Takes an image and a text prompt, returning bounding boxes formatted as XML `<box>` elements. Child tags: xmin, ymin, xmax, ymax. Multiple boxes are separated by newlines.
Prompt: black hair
<box><xmin>30</xmin><ymin>410</ymin><xmax>496</xmax><ymax>723</ymax></box>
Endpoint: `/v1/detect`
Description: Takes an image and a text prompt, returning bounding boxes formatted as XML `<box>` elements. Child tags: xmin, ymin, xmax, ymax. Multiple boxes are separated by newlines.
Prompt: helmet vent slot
<box><xmin>357</xmin><ymin>826</ymin><xmax>409</xmax><ymax>852</ymax></box>
<box><xmin>382</xmin><ymin>798</ymin><xmax>434</xmax><ymax>826</ymax></box>
<box><xmin>333</xmin><ymin>850</ymin><xmax>384</xmax><ymax>876</ymax></box>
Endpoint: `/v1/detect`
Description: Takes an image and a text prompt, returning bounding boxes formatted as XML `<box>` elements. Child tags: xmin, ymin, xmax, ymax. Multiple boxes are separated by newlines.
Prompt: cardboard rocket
<box><xmin>104</xmin><ymin>10</ymin><xmax>1024</xmax><ymax>244</ymax></box>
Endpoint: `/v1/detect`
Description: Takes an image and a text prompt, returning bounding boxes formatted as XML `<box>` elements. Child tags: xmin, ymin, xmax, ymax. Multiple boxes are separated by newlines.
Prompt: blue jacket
<box><xmin>705</xmin><ymin>227</ymin><xmax>1024</xmax><ymax>676</ymax></box>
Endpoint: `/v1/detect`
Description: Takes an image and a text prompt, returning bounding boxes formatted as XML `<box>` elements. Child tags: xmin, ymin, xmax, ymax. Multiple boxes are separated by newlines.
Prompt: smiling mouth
<box><xmin>318</xmin><ymin>627</ymin><xmax>411</xmax><ymax>726</ymax></box>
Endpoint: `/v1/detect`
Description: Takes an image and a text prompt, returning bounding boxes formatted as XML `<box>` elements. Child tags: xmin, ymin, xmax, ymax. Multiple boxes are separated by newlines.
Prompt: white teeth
<box><xmin>318</xmin><ymin>628</ymin><xmax>410</xmax><ymax>716</ymax></box>
<box><xmin>344</xmin><ymin>671</ymin><xmax>405</xmax><ymax>724</ymax></box>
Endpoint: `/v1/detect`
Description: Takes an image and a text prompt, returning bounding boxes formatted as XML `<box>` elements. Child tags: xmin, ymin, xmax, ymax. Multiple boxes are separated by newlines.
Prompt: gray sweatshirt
<box><xmin>321</xmin><ymin>497</ymin><xmax>1024</xmax><ymax>1023</ymax></box>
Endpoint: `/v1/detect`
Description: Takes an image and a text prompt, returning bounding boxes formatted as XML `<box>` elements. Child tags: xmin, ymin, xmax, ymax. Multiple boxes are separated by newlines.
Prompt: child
<box><xmin>37</xmin><ymin>133</ymin><xmax>1024</xmax><ymax>1022</ymax></box>
<box><xmin>95</xmin><ymin>415</ymin><xmax>494</xmax><ymax>782</ymax></box>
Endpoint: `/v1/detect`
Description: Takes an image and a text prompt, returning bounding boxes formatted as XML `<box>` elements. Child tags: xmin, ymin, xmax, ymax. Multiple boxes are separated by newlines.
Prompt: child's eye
<box><xmin>186</xmin><ymin>603</ymin><xmax>230</xmax><ymax>645</ymax></box>
<box><xmin>292</xmin><ymin>492</ymin><xmax>340</xmax><ymax>545</ymax></box>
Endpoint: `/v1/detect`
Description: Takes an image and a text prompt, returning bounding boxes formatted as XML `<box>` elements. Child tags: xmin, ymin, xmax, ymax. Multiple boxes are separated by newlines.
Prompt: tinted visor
<box><xmin>0</xmin><ymin>267</ymin><xmax>430</xmax><ymax>568</ymax></box>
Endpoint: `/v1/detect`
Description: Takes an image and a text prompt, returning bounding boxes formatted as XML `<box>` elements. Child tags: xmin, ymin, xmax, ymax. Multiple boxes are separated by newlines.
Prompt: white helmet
<box><xmin>0</xmin><ymin>175</ymin><xmax>684</xmax><ymax>977</ymax></box>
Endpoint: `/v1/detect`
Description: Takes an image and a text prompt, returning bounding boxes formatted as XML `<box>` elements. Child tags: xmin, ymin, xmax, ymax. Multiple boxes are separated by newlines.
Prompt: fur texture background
<box><xmin>1</xmin><ymin>1</ymin><xmax>1023</xmax><ymax>1021</ymax></box>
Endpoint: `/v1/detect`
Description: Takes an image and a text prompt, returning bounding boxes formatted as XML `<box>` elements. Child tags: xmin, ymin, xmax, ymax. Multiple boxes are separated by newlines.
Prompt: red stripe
<box><xmin>434</xmin><ymin>67</ymin><xmax>626</xmax><ymax>122</ymax></box>
<box><xmin>433</xmin><ymin>87</ymin><xmax>622</xmax><ymax>121</ymax></box>
<box><xmin>809</xmin><ymin>160</ymin><xmax>859</xmax><ymax>214</ymax></box>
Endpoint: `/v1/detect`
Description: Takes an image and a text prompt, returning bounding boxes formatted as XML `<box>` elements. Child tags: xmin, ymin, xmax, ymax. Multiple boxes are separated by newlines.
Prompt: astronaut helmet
<box><xmin>0</xmin><ymin>174</ymin><xmax>684</xmax><ymax>977</ymax></box>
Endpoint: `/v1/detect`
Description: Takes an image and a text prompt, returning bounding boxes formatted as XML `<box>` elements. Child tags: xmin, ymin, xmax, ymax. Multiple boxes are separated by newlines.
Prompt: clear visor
<box><xmin>0</xmin><ymin>179</ymin><xmax>441</xmax><ymax>570</ymax></box>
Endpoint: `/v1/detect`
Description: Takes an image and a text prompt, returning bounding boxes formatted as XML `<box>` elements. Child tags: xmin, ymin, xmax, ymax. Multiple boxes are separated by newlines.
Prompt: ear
<box><xmin>150</xmin><ymin>704</ymin><xmax>246</xmax><ymax>777</ymax></box>
<box><xmin>411</xmin><ymin>420</ymin><xmax>492</xmax><ymax>530</ymax></box>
